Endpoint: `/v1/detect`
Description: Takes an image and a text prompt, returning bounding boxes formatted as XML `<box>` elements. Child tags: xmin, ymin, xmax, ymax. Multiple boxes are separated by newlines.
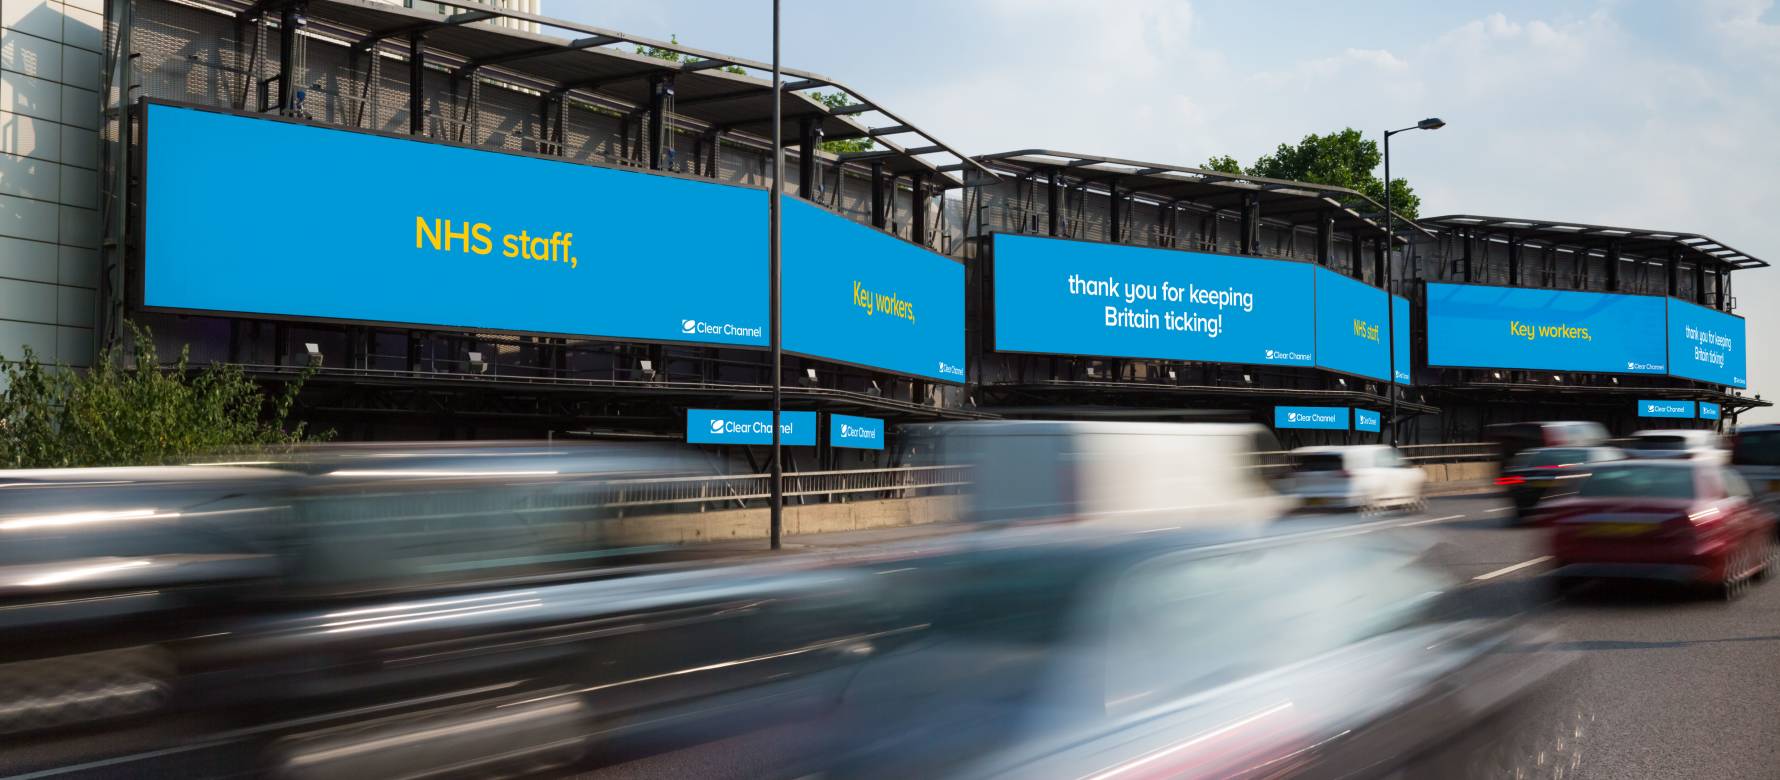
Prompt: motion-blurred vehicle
<box><xmin>1545</xmin><ymin>460</ymin><xmax>1775</xmax><ymax>598</ymax></box>
<box><xmin>813</xmin><ymin>521</ymin><xmax>1583</xmax><ymax>779</ymax></box>
<box><xmin>1282</xmin><ymin>445</ymin><xmax>1426</xmax><ymax>512</ymax></box>
<box><xmin>1622</xmin><ymin>429</ymin><xmax>1727</xmax><ymax>464</ymax></box>
<box><xmin>1496</xmin><ymin>446</ymin><xmax>1625</xmax><ymax>522</ymax></box>
<box><xmin>0</xmin><ymin>443</ymin><xmax>895</xmax><ymax>778</ymax></box>
<box><xmin>1483</xmin><ymin>421</ymin><xmax>1609</xmax><ymax>463</ymax></box>
<box><xmin>917</xmin><ymin>421</ymin><xmax>1294</xmax><ymax>526</ymax></box>
<box><xmin>1731</xmin><ymin>423</ymin><xmax>1780</xmax><ymax>509</ymax></box>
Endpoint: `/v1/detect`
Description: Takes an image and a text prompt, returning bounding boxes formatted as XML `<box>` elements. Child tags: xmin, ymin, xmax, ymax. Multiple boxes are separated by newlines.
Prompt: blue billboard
<box><xmin>1354</xmin><ymin>408</ymin><xmax>1382</xmax><ymax>433</ymax></box>
<box><xmin>1666</xmin><ymin>298</ymin><xmax>1747</xmax><ymax>388</ymax></box>
<box><xmin>1699</xmin><ymin>401</ymin><xmax>1722</xmax><ymax>421</ymax></box>
<box><xmin>1637</xmin><ymin>400</ymin><xmax>1695</xmax><ymax>419</ymax></box>
<box><xmin>828</xmin><ymin>413</ymin><xmax>886</xmax><ymax>450</ymax></box>
<box><xmin>1314</xmin><ymin>267</ymin><xmax>1389</xmax><ymax>382</ymax></box>
<box><xmin>783</xmin><ymin>198</ymin><xmax>965</xmax><ymax>382</ymax></box>
<box><xmin>1275</xmin><ymin>406</ymin><xmax>1350</xmax><ymax>430</ymax></box>
<box><xmin>1425</xmin><ymin>283</ymin><xmax>1667</xmax><ymax>375</ymax></box>
<box><xmin>1393</xmin><ymin>295</ymin><xmax>1412</xmax><ymax>385</ymax></box>
<box><xmin>993</xmin><ymin>234</ymin><xmax>1315</xmax><ymax>367</ymax></box>
<box><xmin>142</xmin><ymin>103</ymin><xmax>768</xmax><ymax>347</ymax></box>
<box><xmin>686</xmin><ymin>409</ymin><xmax>816</xmax><ymax>445</ymax></box>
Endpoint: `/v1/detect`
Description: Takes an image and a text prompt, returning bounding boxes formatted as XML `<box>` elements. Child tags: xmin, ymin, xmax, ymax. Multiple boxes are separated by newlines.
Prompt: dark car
<box><xmin>1731</xmin><ymin>424</ymin><xmax>1780</xmax><ymax>511</ymax></box>
<box><xmin>0</xmin><ymin>447</ymin><xmax>901</xmax><ymax>778</ymax></box>
<box><xmin>1496</xmin><ymin>446</ymin><xmax>1625</xmax><ymax>522</ymax></box>
<box><xmin>1546</xmin><ymin>460</ymin><xmax>1776</xmax><ymax>598</ymax></box>
<box><xmin>1483</xmin><ymin>421</ymin><xmax>1610</xmax><ymax>464</ymax></box>
<box><xmin>805</xmin><ymin>521</ymin><xmax>1583</xmax><ymax>779</ymax></box>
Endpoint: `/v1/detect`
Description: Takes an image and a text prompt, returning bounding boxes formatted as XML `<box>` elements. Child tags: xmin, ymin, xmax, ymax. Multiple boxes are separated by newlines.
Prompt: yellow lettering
<box><xmin>417</xmin><ymin>216</ymin><xmax>443</xmax><ymax>250</ymax></box>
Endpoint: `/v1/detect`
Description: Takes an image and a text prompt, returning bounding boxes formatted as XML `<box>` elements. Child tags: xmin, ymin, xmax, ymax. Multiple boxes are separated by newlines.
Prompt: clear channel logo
<box><xmin>1286</xmin><ymin>411</ymin><xmax>1339</xmax><ymax>424</ymax></box>
<box><xmin>1626</xmin><ymin>360</ymin><xmax>1664</xmax><ymax>371</ymax></box>
<box><xmin>1264</xmin><ymin>348</ymin><xmax>1312</xmax><ymax>362</ymax></box>
<box><xmin>937</xmin><ymin>361</ymin><xmax>965</xmax><ymax>377</ymax></box>
<box><xmin>680</xmin><ymin>317</ymin><xmax>764</xmax><ymax>339</ymax></box>
<box><xmin>837</xmin><ymin>423</ymin><xmax>878</xmax><ymax>441</ymax></box>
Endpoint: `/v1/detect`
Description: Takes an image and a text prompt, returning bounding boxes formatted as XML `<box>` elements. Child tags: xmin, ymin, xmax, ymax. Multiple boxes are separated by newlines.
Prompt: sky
<box><xmin>550</xmin><ymin>0</ymin><xmax>1780</xmax><ymax>421</ymax></box>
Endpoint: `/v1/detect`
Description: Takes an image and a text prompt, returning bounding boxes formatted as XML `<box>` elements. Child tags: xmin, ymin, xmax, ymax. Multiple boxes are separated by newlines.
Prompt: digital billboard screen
<box><xmin>1393</xmin><ymin>295</ymin><xmax>1412</xmax><ymax>385</ymax></box>
<box><xmin>992</xmin><ymin>234</ymin><xmax>1316</xmax><ymax>367</ymax></box>
<box><xmin>1666</xmin><ymin>298</ymin><xmax>1747</xmax><ymax>388</ymax></box>
<box><xmin>1424</xmin><ymin>283</ymin><xmax>1667</xmax><ymax>375</ymax></box>
<box><xmin>687</xmin><ymin>409</ymin><xmax>816</xmax><ymax>446</ymax></box>
<box><xmin>829</xmin><ymin>413</ymin><xmax>886</xmax><ymax>450</ymax></box>
<box><xmin>1313</xmin><ymin>267</ymin><xmax>1389</xmax><ymax>382</ymax></box>
<box><xmin>1274</xmin><ymin>406</ymin><xmax>1350</xmax><ymax>430</ymax></box>
<box><xmin>783</xmin><ymin>198</ymin><xmax>965</xmax><ymax>383</ymax></box>
<box><xmin>142</xmin><ymin>102</ymin><xmax>768</xmax><ymax>347</ymax></box>
<box><xmin>1637</xmin><ymin>400</ymin><xmax>1695</xmax><ymax>419</ymax></box>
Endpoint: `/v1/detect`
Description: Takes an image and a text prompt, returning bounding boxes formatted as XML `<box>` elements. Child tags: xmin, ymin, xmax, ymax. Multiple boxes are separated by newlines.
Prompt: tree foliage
<box><xmin>1206</xmin><ymin>128</ymin><xmax>1421</xmax><ymax>218</ymax></box>
<box><xmin>637</xmin><ymin>35</ymin><xmax>746</xmax><ymax>74</ymax></box>
<box><xmin>0</xmin><ymin>325</ymin><xmax>327</xmax><ymax>469</ymax></box>
<box><xmin>809</xmin><ymin>92</ymin><xmax>875</xmax><ymax>155</ymax></box>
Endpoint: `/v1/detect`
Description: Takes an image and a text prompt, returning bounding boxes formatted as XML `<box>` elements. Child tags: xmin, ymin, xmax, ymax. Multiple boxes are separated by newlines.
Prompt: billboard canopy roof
<box><xmin>1423</xmin><ymin>214</ymin><xmax>1768</xmax><ymax>272</ymax></box>
<box><xmin>973</xmin><ymin>149</ymin><xmax>1426</xmax><ymax>244</ymax></box>
<box><xmin>232</xmin><ymin>0</ymin><xmax>988</xmax><ymax>186</ymax></box>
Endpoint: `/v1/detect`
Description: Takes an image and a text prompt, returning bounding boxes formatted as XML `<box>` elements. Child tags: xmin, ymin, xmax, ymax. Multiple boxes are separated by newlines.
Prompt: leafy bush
<box><xmin>0</xmin><ymin>325</ymin><xmax>326</xmax><ymax>468</ymax></box>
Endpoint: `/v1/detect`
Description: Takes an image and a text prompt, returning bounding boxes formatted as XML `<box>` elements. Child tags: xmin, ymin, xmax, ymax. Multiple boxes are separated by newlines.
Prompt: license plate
<box><xmin>1579</xmin><ymin>523</ymin><xmax>1654</xmax><ymax>537</ymax></box>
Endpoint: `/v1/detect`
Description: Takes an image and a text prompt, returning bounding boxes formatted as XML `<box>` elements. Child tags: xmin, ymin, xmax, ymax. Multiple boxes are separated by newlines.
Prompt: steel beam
<box><xmin>408</xmin><ymin>32</ymin><xmax>426</xmax><ymax>135</ymax></box>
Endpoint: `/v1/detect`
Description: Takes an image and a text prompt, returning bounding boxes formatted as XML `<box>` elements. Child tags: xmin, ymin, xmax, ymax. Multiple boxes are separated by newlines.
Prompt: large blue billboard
<box><xmin>993</xmin><ymin>234</ymin><xmax>1316</xmax><ymax>367</ymax></box>
<box><xmin>1425</xmin><ymin>283</ymin><xmax>1668</xmax><ymax>375</ymax></box>
<box><xmin>686</xmin><ymin>409</ymin><xmax>816</xmax><ymax>445</ymax></box>
<box><xmin>1314</xmin><ymin>267</ymin><xmax>1389</xmax><ymax>382</ymax></box>
<box><xmin>1666</xmin><ymin>298</ymin><xmax>1747</xmax><ymax>388</ymax></box>
<box><xmin>142</xmin><ymin>102</ymin><xmax>768</xmax><ymax>347</ymax></box>
<box><xmin>783</xmin><ymin>198</ymin><xmax>965</xmax><ymax>383</ymax></box>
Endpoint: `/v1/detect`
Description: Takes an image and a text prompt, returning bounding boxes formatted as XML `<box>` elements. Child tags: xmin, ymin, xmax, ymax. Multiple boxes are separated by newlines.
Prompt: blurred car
<box><xmin>1622</xmin><ymin>429</ymin><xmax>1727</xmax><ymax>464</ymax></box>
<box><xmin>810</xmin><ymin>521</ymin><xmax>1582</xmax><ymax>779</ymax></box>
<box><xmin>1731</xmin><ymin>423</ymin><xmax>1780</xmax><ymax>510</ymax></box>
<box><xmin>1495</xmin><ymin>445</ymin><xmax>1625</xmax><ymax>522</ymax></box>
<box><xmin>1483</xmin><ymin>421</ymin><xmax>1609</xmax><ymax>464</ymax></box>
<box><xmin>1545</xmin><ymin>460</ymin><xmax>1775</xmax><ymax>598</ymax></box>
<box><xmin>1282</xmin><ymin>445</ymin><xmax>1426</xmax><ymax>512</ymax></box>
<box><xmin>915</xmin><ymin>421</ymin><xmax>1293</xmax><ymax>527</ymax></box>
<box><xmin>0</xmin><ymin>443</ymin><xmax>900</xmax><ymax>778</ymax></box>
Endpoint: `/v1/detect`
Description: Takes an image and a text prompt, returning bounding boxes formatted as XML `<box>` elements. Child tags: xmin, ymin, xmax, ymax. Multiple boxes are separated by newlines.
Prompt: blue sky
<box><xmin>551</xmin><ymin>0</ymin><xmax>1780</xmax><ymax>420</ymax></box>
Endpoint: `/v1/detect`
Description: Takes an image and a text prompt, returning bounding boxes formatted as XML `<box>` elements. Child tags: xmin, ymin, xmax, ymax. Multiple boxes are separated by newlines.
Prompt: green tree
<box><xmin>1202</xmin><ymin>154</ymin><xmax>1243</xmax><ymax>174</ymax></box>
<box><xmin>0</xmin><ymin>325</ymin><xmax>327</xmax><ymax>468</ymax></box>
<box><xmin>809</xmin><ymin>91</ymin><xmax>875</xmax><ymax>155</ymax></box>
<box><xmin>1207</xmin><ymin>128</ymin><xmax>1421</xmax><ymax>218</ymax></box>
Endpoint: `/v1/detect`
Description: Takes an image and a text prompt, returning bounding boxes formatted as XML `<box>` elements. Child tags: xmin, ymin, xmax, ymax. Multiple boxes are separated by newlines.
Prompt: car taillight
<box><xmin>1496</xmin><ymin>475</ymin><xmax>1525</xmax><ymax>486</ymax></box>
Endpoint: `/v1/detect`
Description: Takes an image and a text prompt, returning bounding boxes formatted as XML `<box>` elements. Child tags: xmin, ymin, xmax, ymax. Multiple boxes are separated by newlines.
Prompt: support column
<box><xmin>277</xmin><ymin>3</ymin><xmax>304</xmax><ymax>112</ymax></box>
<box><xmin>1461</xmin><ymin>228</ymin><xmax>1475</xmax><ymax>283</ymax></box>
<box><xmin>1374</xmin><ymin>237</ymin><xmax>1388</xmax><ymax>289</ymax></box>
<box><xmin>538</xmin><ymin>89</ymin><xmax>562</xmax><ymax>155</ymax></box>
<box><xmin>1238</xmin><ymin>195</ymin><xmax>1257</xmax><ymax>255</ymax></box>
<box><xmin>1694</xmin><ymin>261</ymin><xmax>1708</xmax><ymax>305</ymax></box>
<box><xmin>1508</xmin><ymin>238</ymin><xmax>1522</xmax><ymax>286</ymax></box>
<box><xmin>1715</xmin><ymin>266</ymin><xmax>1727</xmax><ymax>310</ymax></box>
<box><xmin>647</xmin><ymin>74</ymin><xmax>674</xmax><ymax>170</ymax></box>
<box><xmin>408</xmin><ymin>32</ymin><xmax>425</xmax><ymax>135</ymax></box>
<box><xmin>870</xmin><ymin>161</ymin><xmax>887</xmax><ymax>229</ymax></box>
<box><xmin>1046</xmin><ymin>170</ymin><xmax>1061</xmax><ymax>237</ymax></box>
<box><xmin>910</xmin><ymin>173</ymin><xmax>929</xmax><ymax>247</ymax></box>
<box><xmin>1315</xmin><ymin>210</ymin><xmax>1334</xmax><ymax>266</ymax></box>
<box><xmin>1667</xmin><ymin>250</ymin><xmax>1680</xmax><ymax>297</ymax></box>
<box><xmin>1350</xmin><ymin>232</ymin><xmax>1364</xmax><ymax>278</ymax></box>
<box><xmin>1606</xmin><ymin>242</ymin><xmax>1622</xmax><ymax>291</ymax></box>
<box><xmin>1108</xmin><ymin>177</ymin><xmax>1123</xmax><ymax>243</ymax></box>
<box><xmin>797</xmin><ymin>117</ymin><xmax>820</xmax><ymax>197</ymax></box>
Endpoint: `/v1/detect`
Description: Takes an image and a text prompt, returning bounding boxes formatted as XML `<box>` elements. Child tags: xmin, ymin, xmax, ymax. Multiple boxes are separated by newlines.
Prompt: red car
<box><xmin>1544</xmin><ymin>460</ymin><xmax>1776</xmax><ymax>598</ymax></box>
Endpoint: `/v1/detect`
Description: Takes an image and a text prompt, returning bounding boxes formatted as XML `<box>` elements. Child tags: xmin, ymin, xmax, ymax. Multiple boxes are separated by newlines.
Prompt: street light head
<box><xmin>1417</xmin><ymin>117</ymin><xmax>1446</xmax><ymax>130</ymax></box>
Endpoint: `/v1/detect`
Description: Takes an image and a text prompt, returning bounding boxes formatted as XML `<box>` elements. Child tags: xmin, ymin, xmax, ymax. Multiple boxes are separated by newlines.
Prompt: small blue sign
<box><xmin>1637</xmin><ymin>400</ymin><xmax>1695</xmax><ymax>419</ymax></box>
<box><xmin>687</xmin><ymin>409</ymin><xmax>816</xmax><ymax>445</ymax></box>
<box><xmin>1354</xmin><ymin>409</ymin><xmax>1382</xmax><ymax>433</ymax></box>
<box><xmin>1699</xmin><ymin>402</ymin><xmax>1721</xmax><ymax>421</ymax></box>
<box><xmin>1275</xmin><ymin>406</ymin><xmax>1350</xmax><ymax>430</ymax></box>
<box><xmin>829</xmin><ymin>414</ymin><xmax>886</xmax><ymax>450</ymax></box>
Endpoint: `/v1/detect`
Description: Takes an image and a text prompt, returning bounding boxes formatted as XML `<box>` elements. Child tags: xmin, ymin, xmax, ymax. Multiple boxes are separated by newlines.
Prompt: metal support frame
<box><xmin>1108</xmin><ymin>177</ymin><xmax>1123</xmax><ymax>244</ymax></box>
<box><xmin>1046</xmin><ymin>170</ymin><xmax>1061</xmax><ymax>237</ymax></box>
<box><xmin>1508</xmin><ymin>237</ymin><xmax>1522</xmax><ymax>286</ymax></box>
<box><xmin>1316</xmin><ymin>210</ymin><xmax>1334</xmax><ymax>266</ymax></box>
<box><xmin>1350</xmin><ymin>232</ymin><xmax>1364</xmax><ymax>278</ymax></box>
<box><xmin>1606</xmin><ymin>242</ymin><xmax>1622</xmax><ymax>291</ymax></box>
<box><xmin>276</xmin><ymin>3</ymin><xmax>303</xmax><ymax>112</ymax></box>
<box><xmin>1239</xmin><ymin>194</ymin><xmax>1257</xmax><ymax>255</ymax></box>
<box><xmin>407</xmin><ymin>32</ymin><xmax>425</xmax><ymax>135</ymax></box>
<box><xmin>1694</xmin><ymin>261</ymin><xmax>1708</xmax><ymax>306</ymax></box>
<box><xmin>538</xmin><ymin>88</ymin><xmax>563</xmax><ymax>155</ymax></box>
<box><xmin>869</xmin><ymin>160</ymin><xmax>887</xmax><ymax>229</ymax></box>
<box><xmin>1714</xmin><ymin>267</ymin><xmax>1726</xmax><ymax>310</ymax></box>
<box><xmin>797</xmin><ymin>117</ymin><xmax>819</xmax><ymax>196</ymax></box>
<box><xmin>646</xmin><ymin>73</ymin><xmax>673</xmax><ymax>170</ymax></box>
<box><xmin>910</xmin><ymin>172</ymin><xmax>928</xmax><ymax>247</ymax></box>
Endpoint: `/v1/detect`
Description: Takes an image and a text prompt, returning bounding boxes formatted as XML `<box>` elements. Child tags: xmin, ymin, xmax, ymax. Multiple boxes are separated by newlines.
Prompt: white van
<box><xmin>913</xmin><ymin>421</ymin><xmax>1294</xmax><ymax>527</ymax></box>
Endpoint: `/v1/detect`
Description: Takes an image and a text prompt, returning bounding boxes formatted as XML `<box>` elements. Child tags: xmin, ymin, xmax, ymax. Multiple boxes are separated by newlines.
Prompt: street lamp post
<box><xmin>768</xmin><ymin>0</ymin><xmax>783</xmax><ymax>549</ymax></box>
<box><xmin>1382</xmin><ymin>117</ymin><xmax>1444</xmax><ymax>447</ymax></box>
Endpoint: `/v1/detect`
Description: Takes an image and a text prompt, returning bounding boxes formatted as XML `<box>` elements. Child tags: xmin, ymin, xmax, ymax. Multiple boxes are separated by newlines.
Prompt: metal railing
<box><xmin>600</xmin><ymin>465</ymin><xmax>973</xmax><ymax>514</ymax></box>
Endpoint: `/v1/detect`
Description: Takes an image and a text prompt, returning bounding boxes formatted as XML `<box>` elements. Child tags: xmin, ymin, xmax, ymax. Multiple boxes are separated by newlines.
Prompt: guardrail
<box><xmin>600</xmin><ymin>465</ymin><xmax>973</xmax><ymax>515</ymax></box>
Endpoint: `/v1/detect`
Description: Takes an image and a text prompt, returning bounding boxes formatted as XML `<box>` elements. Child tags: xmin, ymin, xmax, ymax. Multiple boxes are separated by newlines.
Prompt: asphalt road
<box><xmin>579</xmin><ymin>495</ymin><xmax>1780</xmax><ymax>780</ymax></box>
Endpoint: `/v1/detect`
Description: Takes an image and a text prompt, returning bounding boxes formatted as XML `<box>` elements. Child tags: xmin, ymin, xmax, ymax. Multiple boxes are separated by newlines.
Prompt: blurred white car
<box><xmin>1284</xmin><ymin>445</ymin><xmax>1426</xmax><ymax>512</ymax></box>
<box><xmin>1623</xmin><ymin>429</ymin><xmax>1728</xmax><ymax>465</ymax></box>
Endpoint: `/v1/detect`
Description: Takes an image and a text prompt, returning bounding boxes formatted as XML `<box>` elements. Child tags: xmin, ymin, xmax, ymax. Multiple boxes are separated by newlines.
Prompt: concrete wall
<box><xmin>604</xmin><ymin>495</ymin><xmax>961</xmax><ymax>547</ymax></box>
<box><xmin>0</xmin><ymin>0</ymin><xmax>102</xmax><ymax>367</ymax></box>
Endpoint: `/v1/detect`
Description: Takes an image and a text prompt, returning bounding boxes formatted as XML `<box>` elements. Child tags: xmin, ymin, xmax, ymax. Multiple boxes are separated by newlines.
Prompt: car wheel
<box><xmin>1718</xmin><ymin>544</ymin><xmax>1751</xmax><ymax>601</ymax></box>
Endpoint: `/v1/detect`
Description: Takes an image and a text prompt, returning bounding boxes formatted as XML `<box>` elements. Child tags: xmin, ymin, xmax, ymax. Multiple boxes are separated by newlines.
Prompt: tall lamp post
<box><xmin>1382</xmin><ymin>117</ymin><xmax>1444</xmax><ymax>446</ymax></box>
<box><xmin>768</xmin><ymin>0</ymin><xmax>784</xmax><ymax>549</ymax></box>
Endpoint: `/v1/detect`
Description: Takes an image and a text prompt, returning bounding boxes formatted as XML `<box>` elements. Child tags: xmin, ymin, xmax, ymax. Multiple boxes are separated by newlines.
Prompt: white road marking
<box><xmin>1399</xmin><ymin>514</ymin><xmax>1466</xmax><ymax>527</ymax></box>
<box><xmin>1485</xmin><ymin>507</ymin><xmax>1513</xmax><ymax>514</ymax></box>
<box><xmin>1474</xmin><ymin>555</ymin><xmax>1554</xmax><ymax>581</ymax></box>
